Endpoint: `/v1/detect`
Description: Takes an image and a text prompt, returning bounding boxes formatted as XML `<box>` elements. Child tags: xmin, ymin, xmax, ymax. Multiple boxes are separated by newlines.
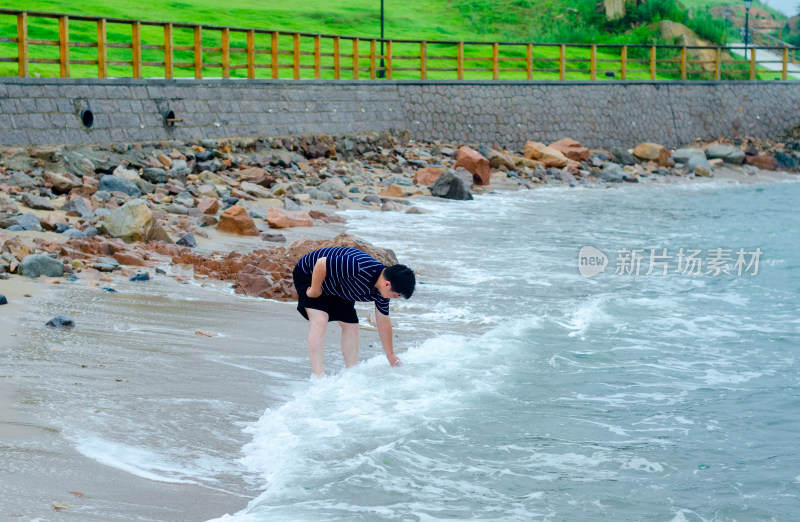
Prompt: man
<box><xmin>292</xmin><ymin>246</ymin><xmax>415</xmax><ymax>377</ymax></box>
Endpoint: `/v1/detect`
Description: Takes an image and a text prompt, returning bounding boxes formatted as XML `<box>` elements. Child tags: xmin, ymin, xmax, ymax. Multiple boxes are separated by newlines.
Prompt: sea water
<box><xmin>224</xmin><ymin>180</ymin><xmax>800</xmax><ymax>521</ymax></box>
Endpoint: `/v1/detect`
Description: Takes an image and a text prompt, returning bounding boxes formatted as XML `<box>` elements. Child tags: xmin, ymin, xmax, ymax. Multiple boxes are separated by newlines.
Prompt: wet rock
<box><xmin>775</xmin><ymin>152</ymin><xmax>798</xmax><ymax>170</ymax></box>
<box><xmin>21</xmin><ymin>193</ymin><xmax>55</xmax><ymax>211</ymax></box>
<box><xmin>98</xmin><ymin>175</ymin><xmax>141</xmax><ymax>197</ymax></box>
<box><xmin>430</xmin><ymin>172</ymin><xmax>473</xmax><ymax>200</ymax></box>
<box><xmin>45</xmin><ymin>315</ymin><xmax>75</xmax><ymax>328</ymax></box>
<box><xmin>129</xmin><ymin>273</ymin><xmax>150</xmax><ymax>282</ymax></box>
<box><xmin>103</xmin><ymin>199</ymin><xmax>172</xmax><ymax>243</ymax></box>
<box><xmin>19</xmin><ymin>254</ymin><xmax>64</xmax><ymax>278</ymax></box>
<box><xmin>705</xmin><ymin>145</ymin><xmax>745</xmax><ymax>165</ymax></box>
<box><xmin>599</xmin><ymin>163</ymin><xmax>626</xmax><ymax>182</ymax></box>
<box><xmin>266</xmin><ymin>208</ymin><xmax>313</xmax><ymax>229</ymax></box>
<box><xmin>453</xmin><ymin>146</ymin><xmax>491</xmax><ymax>185</ymax></box>
<box><xmin>0</xmin><ymin>294</ymin><xmax>6</xmax><ymax>305</ymax></box>
<box><xmin>217</xmin><ymin>205</ymin><xmax>260</xmax><ymax>236</ymax></box>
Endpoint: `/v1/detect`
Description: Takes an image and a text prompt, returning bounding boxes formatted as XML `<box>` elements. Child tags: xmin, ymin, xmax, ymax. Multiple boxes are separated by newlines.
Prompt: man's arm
<box><xmin>375</xmin><ymin>305</ymin><xmax>402</xmax><ymax>367</ymax></box>
<box><xmin>306</xmin><ymin>257</ymin><xmax>326</xmax><ymax>298</ymax></box>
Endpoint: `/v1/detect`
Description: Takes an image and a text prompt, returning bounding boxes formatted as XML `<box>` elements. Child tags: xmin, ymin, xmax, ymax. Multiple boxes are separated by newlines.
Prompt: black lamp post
<box><xmin>378</xmin><ymin>0</ymin><xmax>385</xmax><ymax>78</ymax></box>
<box><xmin>744</xmin><ymin>0</ymin><xmax>752</xmax><ymax>60</ymax></box>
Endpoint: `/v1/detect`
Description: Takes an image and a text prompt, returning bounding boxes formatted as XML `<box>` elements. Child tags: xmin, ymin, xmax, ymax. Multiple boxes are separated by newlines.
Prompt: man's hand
<box><xmin>387</xmin><ymin>353</ymin><xmax>403</xmax><ymax>367</ymax></box>
<box><xmin>306</xmin><ymin>287</ymin><xmax>322</xmax><ymax>298</ymax></box>
<box><xmin>306</xmin><ymin>257</ymin><xmax>326</xmax><ymax>298</ymax></box>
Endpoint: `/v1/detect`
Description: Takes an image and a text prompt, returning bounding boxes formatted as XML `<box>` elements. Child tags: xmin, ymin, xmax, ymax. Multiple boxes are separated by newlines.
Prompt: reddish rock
<box><xmin>413</xmin><ymin>167</ymin><xmax>445</xmax><ymax>186</ymax></box>
<box><xmin>41</xmin><ymin>212</ymin><xmax>68</xmax><ymax>231</ymax></box>
<box><xmin>549</xmin><ymin>138</ymin><xmax>590</xmax><ymax>162</ymax></box>
<box><xmin>379</xmin><ymin>184</ymin><xmax>405</xmax><ymax>198</ymax></box>
<box><xmin>266</xmin><ymin>208</ymin><xmax>314</xmax><ymax>229</ymax></box>
<box><xmin>112</xmin><ymin>251</ymin><xmax>150</xmax><ymax>267</ymax></box>
<box><xmin>309</xmin><ymin>210</ymin><xmax>345</xmax><ymax>223</ymax></box>
<box><xmin>197</xmin><ymin>197</ymin><xmax>220</xmax><ymax>215</ymax></box>
<box><xmin>744</xmin><ymin>154</ymin><xmax>778</xmax><ymax>170</ymax></box>
<box><xmin>453</xmin><ymin>146</ymin><xmax>491</xmax><ymax>185</ymax></box>
<box><xmin>216</xmin><ymin>205</ymin><xmax>260</xmax><ymax>236</ymax></box>
<box><xmin>230</xmin><ymin>188</ymin><xmax>257</xmax><ymax>201</ymax></box>
<box><xmin>43</xmin><ymin>171</ymin><xmax>79</xmax><ymax>194</ymax></box>
<box><xmin>523</xmin><ymin>141</ymin><xmax>568</xmax><ymax>168</ymax></box>
<box><xmin>633</xmin><ymin>143</ymin><xmax>671</xmax><ymax>167</ymax></box>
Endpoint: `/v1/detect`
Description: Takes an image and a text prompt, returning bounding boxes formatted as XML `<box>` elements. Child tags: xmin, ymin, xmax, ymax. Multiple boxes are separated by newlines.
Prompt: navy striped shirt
<box><xmin>296</xmin><ymin>247</ymin><xmax>390</xmax><ymax>315</ymax></box>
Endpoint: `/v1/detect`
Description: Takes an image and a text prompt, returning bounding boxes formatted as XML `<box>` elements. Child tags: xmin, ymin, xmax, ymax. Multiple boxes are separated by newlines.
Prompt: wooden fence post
<box><xmin>369</xmin><ymin>40</ymin><xmax>376</xmax><ymax>79</ymax></box>
<box><xmin>271</xmin><ymin>32</ymin><xmax>279</xmax><ymax>78</ymax></box>
<box><xmin>293</xmin><ymin>33</ymin><xmax>300</xmax><ymax>79</ymax></box>
<box><xmin>420</xmin><ymin>41</ymin><xmax>427</xmax><ymax>80</ymax></box>
<box><xmin>680</xmin><ymin>46</ymin><xmax>687</xmax><ymax>80</ymax></box>
<box><xmin>333</xmin><ymin>36</ymin><xmax>340</xmax><ymax>79</ymax></box>
<box><xmin>714</xmin><ymin>47</ymin><xmax>720</xmax><ymax>81</ymax></box>
<box><xmin>457</xmin><ymin>41</ymin><xmax>464</xmax><ymax>80</ymax></box>
<box><xmin>590</xmin><ymin>44</ymin><xmax>596</xmax><ymax>80</ymax></box>
<box><xmin>132</xmin><ymin>21</ymin><xmax>142</xmax><ymax>79</ymax></box>
<box><xmin>492</xmin><ymin>42</ymin><xmax>499</xmax><ymax>80</ymax></box>
<box><xmin>353</xmin><ymin>38</ymin><xmax>360</xmax><ymax>79</ymax></box>
<box><xmin>315</xmin><ymin>35</ymin><xmax>322</xmax><ymax>79</ymax></box>
<box><xmin>782</xmin><ymin>47</ymin><xmax>788</xmax><ymax>81</ymax></box>
<box><xmin>526</xmin><ymin>43</ymin><xmax>532</xmax><ymax>80</ymax></box>
<box><xmin>96</xmin><ymin>19</ymin><xmax>107</xmax><ymax>79</ymax></box>
<box><xmin>386</xmin><ymin>40</ymin><xmax>392</xmax><ymax>79</ymax></box>
<box><xmin>221</xmin><ymin>28</ymin><xmax>230</xmax><ymax>79</ymax></box>
<box><xmin>749</xmin><ymin>48</ymin><xmax>756</xmax><ymax>80</ymax></box>
<box><xmin>246</xmin><ymin>29</ymin><xmax>254</xmax><ymax>79</ymax></box>
<box><xmin>59</xmin><ymin>15</ymin><xmax>70</xmax><ymax>78</ymax></box>
<box><xmin>620</xmin><ymin>45</ymin><xmax>627</xmax><ymax>80</ymax></box>
<box><xmin>17</xmin><ymin>13</ymin><xmax>28</xmax><ymax>77</ymax></box>
<box><xmin>164</xmin><ymin>23</ymin><xmax>173</xmax><ymax>79</ymax></box>
<box><xmin>559</xmin><ymin>44</ymin><xmax>565</xmax><ymax>80</ymax></box>
<box><xmin>194</xmin><ymin>25</ymin><xmax>203</xmax><ymax>79</ymax></box>
<box><xmin>649</xmin><ymin>45</ymin><xmax>656</xmax><ymax>80</ymax></box>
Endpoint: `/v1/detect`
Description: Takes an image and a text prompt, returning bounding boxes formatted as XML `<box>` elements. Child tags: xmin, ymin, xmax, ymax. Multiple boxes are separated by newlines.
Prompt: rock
<box><xmin>43</xmin><ymin>171</ymin><xmax>78</xmax><ymax>194</ymax></box>
<box><xmin>0</xmin><ymin>294</ymin><xmax>6</xmax><ymax>305</ymax></box>
<box><xmin>240</xmin><ymin>181</ymin><xmax>272</xmax><ymax>199</ymax></box>
<box><xmin>103</xmin><ymin>199</ymin><xmax>172</xmax><ymax>243</ymax></box>
<box><xmin>10</xmin><ymin>213</ymin><xmax>42</xmax><ymax>231</ymax></box>
<box><xmin>694</xmin><ymin>164</ymin><xmax>714</xmax><ymax>177</ymax></box>
<box><xmin>165</xmin><ymin>203</ymin><xmax>189</xmax><ymax>215</ymax></box>
<box><xmin>687</xmin><ymin>155</ymin><xmax>714</xmax><ymax>174</ymax></box>
<box><xmin>217</xmin><ymin>205</ymin><xmax>260</xmax><ymax>236</ymax></box>
<box><xmin>262</xmin><ymin>232</ymin><xmax>286</xmax><ymax>242</ymax></box>
<box><xmin>430</xmin><ymin>172</ymin><xmax>473</xmax><ymax>200</ymax></box>
<box><xmin>199</xmin><ymin>215</ymin><xmax>218</xmax><ymax>227</ymax></box>
<box><xmin>61</xmin><ymin>197</ymin><xmax>93</xmax><ymax>218</ymax></box>
<box><xmin>308</xmin><ymin>210</ymin><xmax>345</xmax><ymax>223</ymax></box>
<box><xmin>196</xmin><ymin>197</ymin><xmax>220</xmax><ymax>215</ymax></box>
<box><xmin>381</xmin><ymin>201</ymin><xmax>406</xmax><ymax>212</ymax></box>
<box><xmin>609</xmin><ymin>146</ymin><xmax>637</xmax><ymax>166</ymax></box>
<box><xmin>775</xmin><ymin>152</ymin><xmax>798</xmax><ymax>170</ymax></box>
<box><xmin>599</xmin><ymin>163</ymin><xmax>626</xmax><ymax>182</ymax></box>
<box><xmin>45</xmin><ymin>315</ymin><xmax>75</xmax><ymax>328</ymax></box>
<box><xmin>487</xmin><ymin>150</ymin><xmax>516</xmax><ymax>171</ymax></box>
<box><xmin>8</xmin><ymin>172</ymin><xmax>38</xmax><ymax>189</ymax></box>
<box><xmin>41</xmin><ymin>212</ymin><xmax>68</xmax><ymax>231</ymax></box>
<box><xmin>633</xmin><ymin>143</ymin><xmax>670</xmax><ymax>166</ymax></box>
<box><xmin>523</xmin><ymin>141</ymin><xmax>568</xmax><ymax>168</ymax></box>
<box><xmin>19</xmin><ymin>254</ymin><xmax>64</xmax><ymax>278</ymax></box>
<box><xmin>453</xmin><ymin>146</ymin><xmax>491</xmax><ymax>185</ymax></box>
<box><xmin>176</xmin><ymin>232</ymin><xmax>197</xmax><ymax>248</ymax></box>
<box><xmin>379</xmin><ymin>184</ymin><xmax>405</xmax><ymax>198</ymax></box>
<box><xmin>705</xmin><ymin>145</ymin><xmax>745</xmax><ymax>165</ymax></box>
<box><xmin>413</xmin><ymin>167</ymin><xmax>445</xmax><ymax>186</ymax></box>
<box><xmin>284</xmin><ymin>198</ymin><xmax>303</xmax><ymax>211</ymax></box>
<box><xmin>141</xmin><ymin>168</ymin><xmax>168</xmax><ymax>184</ymax></box>
<box><xmin>21</xmin><ymin>193</ymin><xmax>55</xmax><ymax>211</ymax></box>
<box><xmin>453</xmin><ymin>167</ymin><xmax>475</xmax><ymax>190</ymax></box>
<box><xmin>266</xmin><ymin>208</ymin><xmax>314</xmax><ymax>228</ymax></box>
<box><xmin>549</xmin><ymin>138</ymin><xmax>590</xmax><ymax>162</ymax></box>
<box><xmin>111</xmin><ymin>251</ymin><xmax>148</xmax><ymax>266</ymax></box>
<box><xmin>2</xmin><ymin>236</ymin><xmax>33</xmax><ymax>259</ymax></box>
<box><xmin>320</xmin><ymin>178</ymin><xmax>347</xmax><ymax>195</ymax></box>
<box><xmin>745</xmin><ymin>154</ymin><xmax>778</xmax><ymax>171</ymax></box>
<box><xmin>0</xmin><ymin>195</ymin><xmax>19</xmax><ymax>213</ymax></box>
<box><xmin>129</xmin><ymin>273</ymin><xmax>150</xmax><ymax>282</ymax></box>
<box><xmin>672</xmin><ymin>147</ymin><xmax>706</xmax><ymax>164</ymax></box>
<box><xmin>98</xmin><ymin>175</ymin><xmax>142</xmax><ymax>197</ymax></box>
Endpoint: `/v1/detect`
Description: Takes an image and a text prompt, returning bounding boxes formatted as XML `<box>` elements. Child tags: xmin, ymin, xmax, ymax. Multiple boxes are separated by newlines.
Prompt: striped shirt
<box><xmin>296</xmin><ymin>247</ymin><xmax>390</xmax><ymax>315</ymax></box>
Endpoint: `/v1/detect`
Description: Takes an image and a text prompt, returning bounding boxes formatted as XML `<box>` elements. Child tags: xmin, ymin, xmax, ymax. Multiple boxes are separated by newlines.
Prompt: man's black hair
<box><xmin>384</xmin><ymin>264</ymin><xmax>416</xmax><ymax>299</ymax></box>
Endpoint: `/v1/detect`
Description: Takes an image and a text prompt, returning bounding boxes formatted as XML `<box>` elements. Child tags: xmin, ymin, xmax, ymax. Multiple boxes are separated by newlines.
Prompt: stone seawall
<box><xmin>1</xmin><ymin>78</ymin><xmax>798</xmax><ymax>149</ymax></box>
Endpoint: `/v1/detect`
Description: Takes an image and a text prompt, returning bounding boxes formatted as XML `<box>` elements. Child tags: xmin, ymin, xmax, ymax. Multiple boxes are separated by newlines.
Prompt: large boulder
<box><xmin>98</xmin><ymin>175</ymin><xmax>142</xmax><ymax>197</ymax></box>
<box><xmin>266</xmin><ymin>208</ymin><xmax>314</xmax><ymax>229</ymax></box>
<box><xmin>745</xmin><ymin>154</ymin><xmax>778</xmax><ymax>171</ymax></box>
<box><xmin>413</xmin><ymin>167</ymin><xmax>445</xmax><ymax>186</ymax></box>
<box><xmin>430</xmin><ymin>171</ymin><xmax>473</xmax><ymax>200</ymax></box>
<box><xmin>523</xmin><ymin>141</ymin><xmax>568</xmax><ymax>168</ymax></box>
<box><xmin>549</xmin><ymin>138</ymin><xmax>590</xmax><ymax>162</ymax></box>
<box><xmin>609</xmin><ymin>146</ymin><xmax>637</xmax><ymax>166</ymax></box>
<box><xmin>599</xmin><ymin>163</ymin><xmax>626</xmax><ymax>182</ymax></box>
<box><xmin>487</xmin><ymin>150</ymin><xmax>517</xmax><ymax>171</ymax></box>
<box><xmin>705</xmin><ymin>145</ymin><xmax>745</xmax><ymax>165</ymax></box>
<box><xmin>19</xmin><ymin>254</ymin><xmax>64</xmax><ymax>278</ymax></box>
<box><xmin>217</xmin><ymin>205</ymin><xmax>260</xmax><ymax>236</ymax></box>
<box><xmin>453</xmin><ymin>146</ymin><xmax>491</xmax><ymax>186</ymax></box>
<box><xmin>633</xmin><ymin>143</ymin><xmax>670</xmax><ymax>166</ymax></box>
<box><xmin>775</xmin><ymin>152</ymin><xmax>798</xmax><ymax>171</ymax></box>
<box><xmin>103</xmin><ymin>199</ymin><xmax>171</xmax><ymax>243</ymax></box>
<box><xmin>672</xmin><ymin>147</ymin><xmax>706</xmax><ymax>165</ymax></box>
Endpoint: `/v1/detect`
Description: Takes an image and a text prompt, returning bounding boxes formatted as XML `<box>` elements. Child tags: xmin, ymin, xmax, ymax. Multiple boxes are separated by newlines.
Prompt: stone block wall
<box><xmin>0</xmin><ymin>77</ymin><xmax>798</xmax><ymax>149</ymax></box>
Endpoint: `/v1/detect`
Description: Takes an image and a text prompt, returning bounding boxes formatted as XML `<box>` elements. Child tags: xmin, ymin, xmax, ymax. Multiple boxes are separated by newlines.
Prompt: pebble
<box><xmin>45</xmin><ymin>315</ymin><xmax>75</xmax><ymax>328</ymax></box>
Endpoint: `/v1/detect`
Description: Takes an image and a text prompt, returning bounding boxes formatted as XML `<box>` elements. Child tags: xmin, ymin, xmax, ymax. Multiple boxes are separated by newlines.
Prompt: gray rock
<box><xmin>201</xmin><ymin>139</ymin><xmax>219</xmax><ymax>149</ymax></box>
<box><xmin>687</xmin><ymin>155</ymin><xmax>714</xmax><ymax>173</ymax></box>
<box><xmin>21</xmin><ymin>193</ymin><xmax>55</xmax><ymax>211</ymax></box>
<box><xmin>0</xmin><ymin>195</ymin><xmax>19</xmax><ymax>213</ymax></box>
<box><xmin>320</xmin><ymin>178</ymin><xmax>347</xmax><ymax>195</ymax></box>
<box><xmin>775</xmin><ymin>152</ymin><xmax>798</xmax><ymax>170</ymax></box>
<box><xmin>362</xmin><ymin>194</ymin><xmax>382</xmax><ymax>204</ymax></box>
<box><xmin>307</xmin><ymin>188</ymin><xmax>332</xmax><ymax>202</ymax></box>
<box><xmin>0</xmin><ymin>294</ymin><xmax>6</xmax><ymax>305</ymax></box>
<box><xmin>11</xmin><ymin>213</ymin><xmax>43</xmax><ymax>231</ymax></box>
<box><xmin>98</xmin><ymin>175</ymin><xmax>142</xmax><ymax>197</ymax></box>
<box><xmin>284</xmin><ymin>198</ymin><xmax>303</xmax><ymax>211</ymax></box>
<box><xmin>559</xmin><ymin>170</ymin><xmax>577</xmax><ymax>184</ymax></box>
<box><xmin>61</xmin><ymin>197</ymin><xmax>92</xmax><ymax>218</ymax></box>
<box><xmin>45</xmin><ymin>315</ymin><xmax>75</xmax><ymax>328</ymax></box>
<box><xmin>141</xmin><ymin>168</ymin><xmax>168</xmax><ymax>184</ymax></box>
<box><xmin>705</xmin><ymin>145</ymin><xmax>745</xmax><ymax>165</ymax></box>
<box><xmin>176</xmin><ymin>232</ymin><xmax>197</xmax><ymax>248</ymax></box>
<box><xmin>82</xmin><ymin>225</ymin><xmax>99</xmax><ymax>237</ymax></box>
<box><xmin>8</xmin><ymin>172</ymin><xmax>38</xmax><ymax>189</ymax></box>
<box><xmin>672</xmin><ymin>147</ymin><xmax>706</xmax><ymax>164</ymax></box>
<box><xmin>61</xmin><ymin>228</ymin><xmax>87</xmax><ymax>238</ymax></box>
<box><xmin>430</xmin><ymin>172</ymin><xmax>473</xmax><ymax>200</ymax></box>
<box><xmin>261</xmin><ymin>232</ymin><xmax>286</xmax><ymax>242</ymax></box>
<box><xmin>19</xmin><ymin>254</ymin><xmax>64</xmax><ymax>278</ymax></box>
<box><xmin>609</xmin><ymin>147</ymin><xmax>637</xmax><ymax>166</ymax></box>
<box><xmin>600</xmin><ymin>163</ymin><xmax>626</xmax><ymax>182</ymax></box>
<box><xmin>195</xmin><ymin>160</ymin><xmax>217</xmax><ymax>173</ymax></box>
<box><xmin>92</xmin><ymin>208</ymin><xmax>113</xmax><ymax>219</ymax></box>
<box><xmin>93</xmin><ymin>190</ymin><xmax>112</xmax><ymax>203</ymax></box>
<box><xmin>453</xmin><ymin>167</ymin><xmax>475</xmax><ymax>189</ymax></box>
<box><xmin>165</xmin><ymin>203</ymin><xmax>189</xmax><ymax>215</ymax></box>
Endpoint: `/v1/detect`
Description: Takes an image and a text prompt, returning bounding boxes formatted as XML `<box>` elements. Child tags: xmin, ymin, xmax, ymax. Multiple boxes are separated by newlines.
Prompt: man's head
<box><xmin>380</xmin><ymin>264</ymin><xmax>416</xmax><ymax>299</ymax></box>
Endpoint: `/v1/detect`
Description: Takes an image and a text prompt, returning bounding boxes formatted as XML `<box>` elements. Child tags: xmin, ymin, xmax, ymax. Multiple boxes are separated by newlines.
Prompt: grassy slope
<box><xmin>0</xmin><ymin>0</ymin><xmax>758</xmax><ymax>80</ymax></box>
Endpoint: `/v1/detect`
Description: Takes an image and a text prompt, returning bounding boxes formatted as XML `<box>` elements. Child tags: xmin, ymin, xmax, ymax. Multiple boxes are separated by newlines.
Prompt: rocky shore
<box><xmin>1</xmin><ymin>130</ymin><xmax>799</xmax><ymax>314</ymax></box>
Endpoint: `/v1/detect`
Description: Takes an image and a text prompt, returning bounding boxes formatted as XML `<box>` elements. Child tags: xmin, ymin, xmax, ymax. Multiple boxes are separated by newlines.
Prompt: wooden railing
<box><xmin>1</xmin><ymin>9</ymin><xmax>798</xmax><ymax>81</ymax></box>
<box><xmin>751</xmin><ymin>28</ymin><xmax>800</xmax><ymax>66</ymax></box>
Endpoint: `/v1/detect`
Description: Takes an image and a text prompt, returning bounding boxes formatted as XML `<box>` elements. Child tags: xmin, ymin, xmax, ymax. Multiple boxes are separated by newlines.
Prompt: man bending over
<box><xmin>292</xmin><ymin>246</ymin><xmax>416</xmax><ymax>377</ymax></box>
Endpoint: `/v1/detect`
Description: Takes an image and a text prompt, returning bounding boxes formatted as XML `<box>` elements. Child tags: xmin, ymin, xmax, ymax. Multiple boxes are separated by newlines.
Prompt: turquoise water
<box><xmin>227</xmin><ymin>180</ymin><xmax>800</xmax><ymax>521</ymax></box>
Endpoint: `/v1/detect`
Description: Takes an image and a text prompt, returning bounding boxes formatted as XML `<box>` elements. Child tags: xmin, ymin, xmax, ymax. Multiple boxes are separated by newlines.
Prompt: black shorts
<box><xmin>293</xmin><ymin>265</ymin><xmax>359</xmax><ymax>324</ymax></box>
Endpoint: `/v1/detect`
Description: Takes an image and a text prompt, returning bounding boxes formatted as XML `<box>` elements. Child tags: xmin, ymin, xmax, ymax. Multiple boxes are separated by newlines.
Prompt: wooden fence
<box><xmin>2</xmin><ymin>9</ymin><xmax>799</xmax><ymax>81</ymax></box>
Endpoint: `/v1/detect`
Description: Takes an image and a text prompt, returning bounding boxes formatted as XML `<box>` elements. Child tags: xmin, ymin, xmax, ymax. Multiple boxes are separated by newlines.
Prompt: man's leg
<box><xmin>338</xmin><ymin>321</ymin><xmax>359</xmax><ymax>368</ymax></box>
<box><xmin>306</xmin><ymin>308</ymin><xmax>329</xmax><ymax>376</ymax></box>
